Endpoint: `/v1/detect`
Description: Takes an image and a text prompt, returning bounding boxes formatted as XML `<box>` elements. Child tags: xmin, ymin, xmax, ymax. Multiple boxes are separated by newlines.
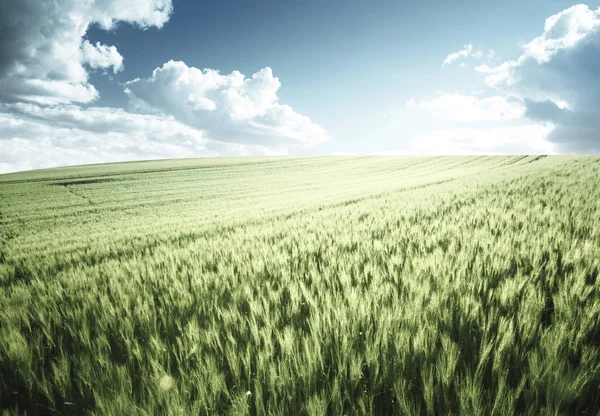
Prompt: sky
<box><xmin>1</xmin><ymin>0</ymin><xmax>599</xmax><ymax>173</ymax></box>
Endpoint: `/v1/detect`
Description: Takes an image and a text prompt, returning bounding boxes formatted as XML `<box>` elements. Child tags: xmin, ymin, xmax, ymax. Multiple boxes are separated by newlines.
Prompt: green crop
<box><xmin>0</xmin><ymin>156</ymin><xmax>599</xmax><ymax>415</ymax></box>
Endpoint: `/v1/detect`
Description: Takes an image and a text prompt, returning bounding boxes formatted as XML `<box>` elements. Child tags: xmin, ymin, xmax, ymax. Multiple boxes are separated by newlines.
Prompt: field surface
<box><xmin>0</xmin><ymin>156</ymin><xmax>599</xmax><ymax>415</ymax></box>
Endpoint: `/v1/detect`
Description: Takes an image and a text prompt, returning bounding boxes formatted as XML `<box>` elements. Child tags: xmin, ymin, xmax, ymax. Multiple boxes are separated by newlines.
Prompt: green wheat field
<box><xmin>0</xmin><ymin>155</ymin><xmax>599</xmax><ymax>415</ymax></box>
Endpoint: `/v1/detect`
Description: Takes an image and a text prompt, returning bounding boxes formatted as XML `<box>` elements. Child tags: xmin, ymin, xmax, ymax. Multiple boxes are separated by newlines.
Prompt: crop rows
<box><xmin>0</xmin><ymin>156</ymin><xmax>599</xmax><ymax>415</ymax></box>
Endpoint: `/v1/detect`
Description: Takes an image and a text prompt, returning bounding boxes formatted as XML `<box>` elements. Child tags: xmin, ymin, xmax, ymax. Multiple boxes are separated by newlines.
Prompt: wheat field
<box><xmin>0</xmin><ymin>156</ymin><xmax>599</xmax><ymax>415</ymax></box>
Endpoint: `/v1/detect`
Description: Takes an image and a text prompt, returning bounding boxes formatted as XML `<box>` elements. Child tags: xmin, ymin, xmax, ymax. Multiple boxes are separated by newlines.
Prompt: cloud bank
<box><xmin>409</xmin><ymin>93</ymin><xmax>525</xmax><ymax>122</ymax></box>
<box><xmin>0</xmin><ymin>104</ymin><xmax>289</xmax><ymax>173</ymax></box>
<box><xmin>0</xmin><ymin>0</ymin><xmax>329</xmax><ymax>173</ymax></box>
<box><xmin>474</xmin><ymin>4</ymin><xmax>600</xmax><ymax>152</ymax></box>
<box><xmin>0</xmin><ymin>0</ymin><xmax>172</xmax><ymax>105</ymax></box>
<box><xmin>124</xmin><ymin>61</ymin><xmax>329</xmax><ymax>147</ymax></box>
<box><xmin>414</xmin><ymin>4</ymin><xmax>600</xmax><ymax>153</ymax></box>
<box><xmin>407</xmin><ymin>125</ymin><xmax>555</xmax><ymax>155</ymax></box>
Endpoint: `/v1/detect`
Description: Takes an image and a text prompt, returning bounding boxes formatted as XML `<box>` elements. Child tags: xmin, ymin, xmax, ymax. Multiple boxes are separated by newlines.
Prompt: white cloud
<box><xmin>0</xmin><ymin>104</ymin><xmax>288</xmax><ymax>173</ymax></box>
<box><xmin>81</xmin><ymin>40</ymin><xmax>124</xmax><ymax>73</ymax></box>
<box><xmin>124</xmin><ymin>60</ymin><xmax>330</xmax><ymax>147</ymax></box>
<box><xmin>475</xmin><ymin>61</ymin><xmax>517</xmax><ymax>88</ymax></box>
<box><xmin>476</xmin><ymin>5</ymin><xmax>600</xmax><ymax>91</ymax></box>
<box><xmin>0</xmin><ymin>1</ymin><xmax>328</xmax><ymax>172</ymax></box>
<box><xmin>407</xmin><ymin>124</ymin><xmax>556</xmax><ymax>155</ymax></box>
<box><xmin>472</xmin><ymin>49</ymin><xmax>484</xmax><ymax>58</ymax></box>
<box><xmin>411</xmin><ymin>93</ymin><xmax>525</xmax><ymax>122</ymax></box>
<box><xmin>0</xmin><ymin>105</ymin><xmax>203</xmax><ymax>173</ymax></box>
<box><xmin>443</xmin><ymin>44</ymin><xmax>474</xmax><ymax>66</ymax></box>
<box><xmin>0</xmin><ymin>0</ymin><xmax>172</xmax><ymax>104</ymax></box>
<box><xmin>441</xmin><ymin>44</ymin><xmax>493</xmax><ymax>67</ymax></box>
<box><xmin>524</xmin><ymin>4</ymin><xmax>600</xmax><ymax>63</ymax></box>
<box><xmin>413</xmin><ymin>5</ymin><xmax>600</xmax><ymax>153</ymax></box>
<box><xmin>474</xmin><ymin>4</ymin><xmax>600</xmax><ymax>151</ymax></box>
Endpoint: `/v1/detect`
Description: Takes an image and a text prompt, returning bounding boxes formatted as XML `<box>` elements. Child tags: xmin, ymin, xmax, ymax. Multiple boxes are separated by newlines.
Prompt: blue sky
<box><xmin>0</xmin><ymin>1</ymin><xmax>599</xmax><ymax>172</ymax></box>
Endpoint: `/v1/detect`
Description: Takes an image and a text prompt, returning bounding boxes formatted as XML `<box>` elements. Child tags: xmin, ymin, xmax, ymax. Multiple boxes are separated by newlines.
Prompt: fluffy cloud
<box><xmin>0</xmin><ymin>105</ymin><xmax>203</xmax><ymax>173</ymax></box>
<box><xmin>418</xmin><ymin>5</ymin><xmax>600</xmax><ymax>152</ymax></box>
<box><xmin>443</xmin><ymin>44</ymin><xmax>475</xmax><ymax>66</ymax></box>
<box><xmin>442</xmin><ymin>44</ymin><xmax>490</xmax><ymax>66</ymax></box>
<box><xmin>0</xmin><ymin>104</ymin><xmax>287</xmax><ymax>173</ymax></box>
<box><xmin>0</xmin><ymin>1</ymin><xmax>329</xmax><ymax>173</ymax></box>
<box><xmin>0</xmin><ymin>0</ymin><xmax>172</xmax><ymax>105</ymax></box>
<box><xmin>81</xmin><ymin>41</ymin><xmax>124</xmax><ymax>73</ymax></box>
<box><xmin>409</xmin><ymin>93</ymin><xmax>525</xmax><ymax>122</ymax></box>
<box><xmin>475</xmin><ymin>4</ymin><xmax>600</xmax><ymax>151</ymax></box>
<box><xmin>124</xmin><ymin>60</ymin><xmax>330</xmax><ymax>146</ymax></box>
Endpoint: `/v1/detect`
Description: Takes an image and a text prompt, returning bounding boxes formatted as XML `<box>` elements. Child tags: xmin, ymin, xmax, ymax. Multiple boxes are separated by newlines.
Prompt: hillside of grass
<box><xmin>1</xmin><ymin>156</ymin><xmax>599</xmax><ymax>415</ymax></box>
